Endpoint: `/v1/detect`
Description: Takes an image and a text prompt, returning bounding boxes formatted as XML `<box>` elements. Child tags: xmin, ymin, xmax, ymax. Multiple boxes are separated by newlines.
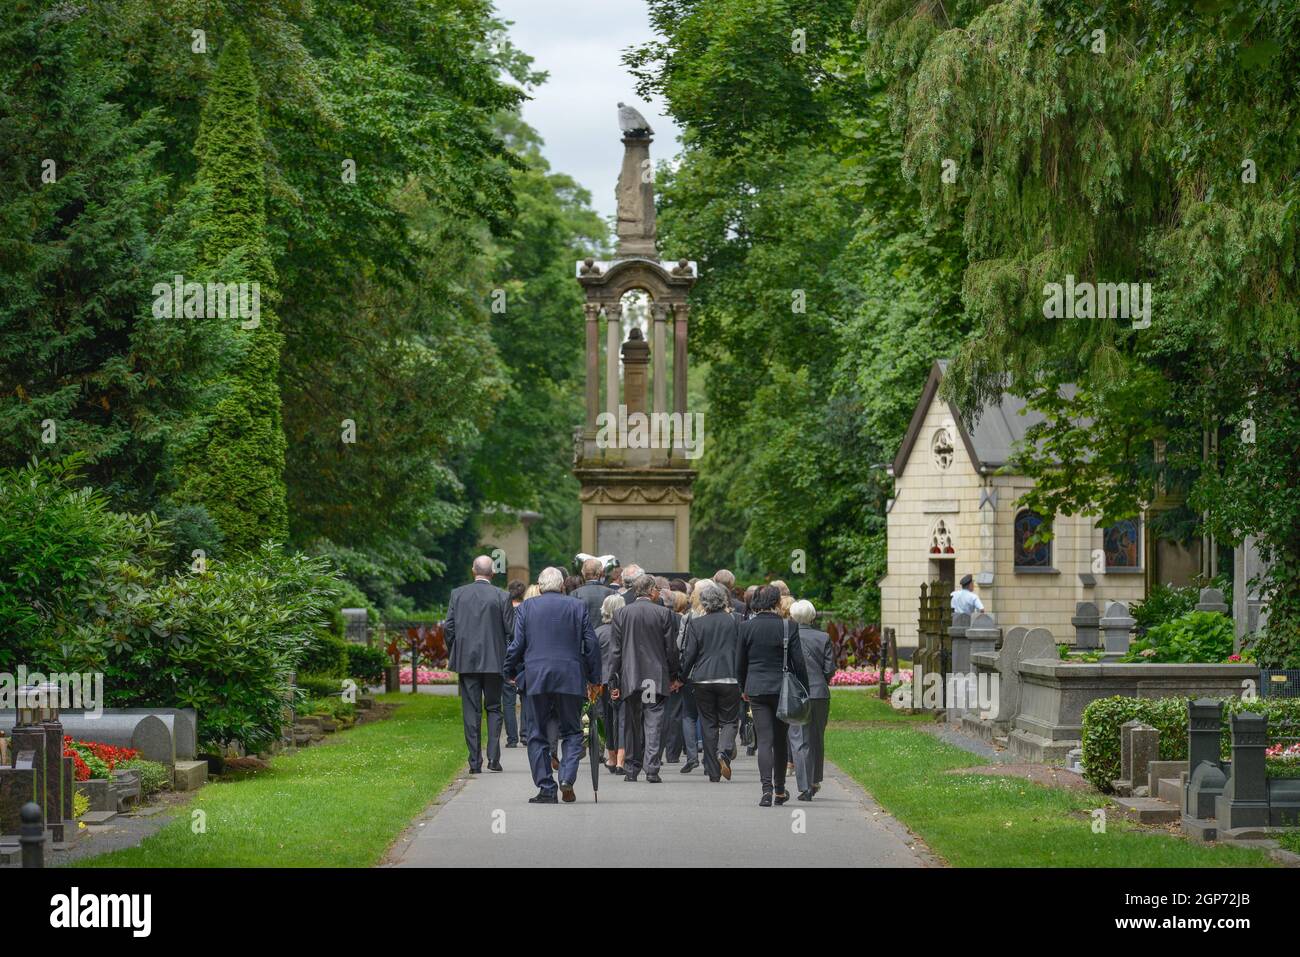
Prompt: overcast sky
<box><xmin>493</xmin><ymin>0</ymin><xmax>681</xmax><ymax>224</ymax></box>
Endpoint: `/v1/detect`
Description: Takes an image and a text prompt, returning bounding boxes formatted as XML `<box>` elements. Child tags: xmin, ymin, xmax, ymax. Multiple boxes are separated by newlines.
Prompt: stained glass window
<box><xmin>1103</xmin><ymin>518</ymin><xmax>1141</xmax><ymax>569</ymax></box>
<box><xmin>1014</xmin><ymin>509</ymin><xmax>1052</xmax><ymax>568</ymax></box>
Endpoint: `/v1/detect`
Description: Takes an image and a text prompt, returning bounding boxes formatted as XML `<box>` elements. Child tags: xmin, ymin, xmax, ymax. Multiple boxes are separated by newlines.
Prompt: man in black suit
<box><xmin>445</xmin><ymin>555</ymin><xmax>515</xmax><ymax>773</ymax></box>
<box><xmin>609</xmin><ymin>573</ymin><xmax>680</xmax><ymax>782</ymax></box>
<box><xmin>571</xmin><ymin>558</ymin><xmax>615</xmax><ymax>627</ymax></box>
<box><xmin>713</xmin><ymin>569</ymin><xmax>747</xmax><ymax>618</ymax></box>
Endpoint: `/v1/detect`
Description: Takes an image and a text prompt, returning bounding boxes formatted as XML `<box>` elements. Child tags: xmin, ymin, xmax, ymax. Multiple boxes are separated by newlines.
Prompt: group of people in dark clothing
<box><xmin>445</xmin><ymin>556</ymin><xmax>835</xmax><ymax>807</ymax></box>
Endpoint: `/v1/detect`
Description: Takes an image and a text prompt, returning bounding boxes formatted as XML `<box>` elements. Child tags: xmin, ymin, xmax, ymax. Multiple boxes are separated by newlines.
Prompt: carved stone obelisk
<box><xmin>571</xmin><ymin>104</ymin><xmax>699</xmax><ymax>575</ymax></box>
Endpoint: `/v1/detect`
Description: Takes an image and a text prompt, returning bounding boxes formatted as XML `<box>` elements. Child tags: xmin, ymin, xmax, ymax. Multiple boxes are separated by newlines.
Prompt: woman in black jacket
<box><xmin>680</xmin><ymin>581</ymin><xmax>742</xmax><ymax>782</ymax></box>
<box><xmin>738</xmin><ymin>584</ymin><xmax>811</xmax><ymax>806</ymax></box>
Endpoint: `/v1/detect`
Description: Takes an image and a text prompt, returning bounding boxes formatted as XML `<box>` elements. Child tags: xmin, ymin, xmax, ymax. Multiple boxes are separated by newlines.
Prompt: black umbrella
<box><xmin>586</xmin><ymin>691</ymin><xmax>602</xmax><ymax>801</ymax></box>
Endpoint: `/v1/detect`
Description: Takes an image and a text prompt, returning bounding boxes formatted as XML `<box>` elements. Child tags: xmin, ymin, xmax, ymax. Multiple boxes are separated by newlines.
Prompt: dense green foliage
<box><xmin>630</xmin><ymin>0</ymin><xmax>965</xmax><ymax>614</ymax></box>
<box><xmin>0</xmin><ymin>459</ymin><xmax>340</xmax><ymax>750</ymax></box>
<box><xmin>1121</xmin><ymin>611</ymin><xmax>1237</xmax><ymax>664</ymax></box>
<box><xmin>1080</xmin><ymin>695</ymin><xmax>1300</xmax><ymax>792</ymax></box>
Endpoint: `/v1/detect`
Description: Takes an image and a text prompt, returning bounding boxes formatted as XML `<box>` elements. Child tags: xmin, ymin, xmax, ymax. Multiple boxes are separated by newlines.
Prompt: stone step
<box><xmin>80</xmin><ymin>810</ymin><xmax>118</xmax><ymax>825</ymax></box>
<box><xmin>1112</xmin><ymin>796</ymin><xmax>1180</xmax><ymax>825</ymax></box>
<box><xmin>1157</xmin><ymin>776</ymin><xmax>1182</xmax><ymax>805</ymax></box>
<box><xmin>172</xmin><ymin>759</ymin><xmax>209</xmax><ymax>792</ymax></box>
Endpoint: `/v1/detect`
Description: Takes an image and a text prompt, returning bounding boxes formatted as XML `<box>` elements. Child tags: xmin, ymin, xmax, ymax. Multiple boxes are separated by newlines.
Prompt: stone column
<box><xmin>621</xmin><ymin>328</ymin><xmax>650</xmax><ymax>415</ymax></box>
<box><xmin>585</xmin><ymin>302</ymin><xmax>600</xmax><ymax>431</ymax></box>
<box><xmin>605</xmin><ymin>304</ymin><xmax>621</xmax><ymax>419</ymax></box>
<box><xmin>1185</xmin><ymin>699</ymin><xmax>1227</xmax><ymax>820</ymax></box>
<box><xmin>1215</xmin><ymin>711</ymin><xmax>1270</xmax><ymax>830</ymax></box>
<box><xmin>1099</xmin><ymin>600</ymin><xmax>1134</xmax><ymax>659</ymax></box>
<box><xmin>652</xmin><ymin>302</ymin><xmax>667</xmax><ymax>415</ymax></box>
<box><xmin>615</xmin><ymin>135</ymin><xmax>657</xmax><ymax>257</ymax></box>
<box><xmin>672</xmin><ymin>302</ymin><xmax>689</xmax><ymax>448</ymax></box>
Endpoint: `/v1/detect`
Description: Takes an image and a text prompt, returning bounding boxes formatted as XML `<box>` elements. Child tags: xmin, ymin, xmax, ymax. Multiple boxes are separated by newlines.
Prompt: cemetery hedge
<box><xmin>1080</xmin><ymin>695</ymin><xmax>1300</xmax><ymax>792</ymax></box>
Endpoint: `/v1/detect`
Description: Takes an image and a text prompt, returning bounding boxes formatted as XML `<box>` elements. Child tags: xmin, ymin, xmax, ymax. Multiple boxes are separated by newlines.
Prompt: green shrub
<box><xmin>1121</xmin><ymin>611</ymin><xmax>1236</xmax><ymax>663</ymax></box>
<box><xmin>346</xmin><ymin>644</ymin><xmax>388</xmax><ymax>685</ymax></box>
<box><xmin>296</xmin><ymin>672</ymin><xmax>347</xmax><ymax>700</ymax></box>
<box><xmin>1082</xmin><ymin>695</ymin><xmax>1300</xmax><ymax>792</ymax></box>
<box><xmin>1131</xmin><ymin>577</ymin><xmax>1233</xmax><ymax>635</ymax></box>
<box><xmin>120</xmin><ymin>758</ymin><xmax>171</xmax><ymax>795</ymax></box>
<box><xmin>298</xmin><ymin>632</ymin><xmax>350</xmax><ymax>678</ymax></box>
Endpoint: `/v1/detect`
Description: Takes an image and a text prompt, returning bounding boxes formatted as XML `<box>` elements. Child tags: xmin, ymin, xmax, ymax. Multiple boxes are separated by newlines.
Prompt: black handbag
<box><xmin>777</xmin><ymin>619</ymin><xmax>811</xmax><ymax>725</ymax></box>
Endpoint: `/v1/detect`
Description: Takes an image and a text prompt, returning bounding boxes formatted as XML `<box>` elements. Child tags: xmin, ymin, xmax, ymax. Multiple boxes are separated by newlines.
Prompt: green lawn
<box><xmin>77</xmin><ymin>693</ymin><xmax>464</xmax><ymax>868</ymax></box>
<box><xmin>825</xmin><ymin>691</ymin><xmax>1274</xmax><ymax>868</ymax></box>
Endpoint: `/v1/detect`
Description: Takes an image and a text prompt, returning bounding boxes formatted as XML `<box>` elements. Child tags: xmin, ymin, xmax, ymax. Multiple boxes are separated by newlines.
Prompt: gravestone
<box><xmin>1071</xmin><ymin>601</ymin><xmax>1101</xmax><ymax>650</ymax></box>
<box><xmin>949</xmin><ymin>612</ymin><xmax>972</xmax><ymax>674</ymax></box>
<box><xmin>1114</xmin><ymin>721</ymin><xmax>1159</xmax><ymax>795</ymax></box>
<box><xmin>992</xmin><ymin>627</ymin><xmax>1030</xmax><ymax>725</ymax></box>
<box><xmin>342</xmin><ymin>608</ymin><xmax>369</xmax><ymax>644</ymax></box>
<box><xmin>965</xmin><ymin>613</ymin><xmax>1000</xmax><ymax>657</ymax></box>
<box><xmin>1214</xmin><ymin>711</ymin><xmax>1270</xmax><ymax>831</ymax></box>
<box><xmin>1194</xmin><ymin>587</ymin><xmax>1229</xmax><ymax>615</ymax></box>
<box><xmin>0</xmin><ymin>753</ymin><xmax>36</xmax><ymax>835</ymax></box>
<box><xmin>1183</xmin><ymin>699</ymin><xmax>1228</xmax><ymax>830</ymax></box>
<box><xmin>0</xmin><ymin>713</ymin><xmax>176</xmax><ymax>765</ymax></box>
<box><xmin>1099</xmin><ymin>601</ymin><xmax>1134</xmax><ymax>658</ymax></box>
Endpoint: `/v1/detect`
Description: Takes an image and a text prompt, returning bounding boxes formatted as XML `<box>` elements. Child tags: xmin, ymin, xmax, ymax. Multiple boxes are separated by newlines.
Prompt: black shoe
<box><xmin>745</xmin><ymin>746</ymin><xmax>756</xmax><ymax>756</ymax></box>
<box><xmin>611</xmin><ymin>766</ymin><xmax>627</xmax><ymax>776</ymax></box>
<box><xmin>486</xmin><ymin>761</ymin><xmax>503</xmax><ymax>772</ymax></box>
<box><xmin>624</xmin><ymin>772</ymin><xmax>639</xmax><ymax>782</ymax></box>
<box><xmin>559</xmin><ymin>783</ymin><xmax>576</xmax><ymax>803</ymax></box>
<box><xmin>505</xmin><ymin>742</ymin><xmax>518</xmax><ymax>749</ymax></box>
<box><xmin>679</xmin><ymin>760</ymin><xmax>697</xmax><ymax>774</ymax></box>
<box><xmin>709</xmin><ymin>776</ymin><xmax>721</xmax><ymax>783</ymax></box>
<box><xmin>468</xmin><ymin>767</ymin><xmax>481</xmax><ymax>774</ymax></box>
<box><xmin>645</xmin><ymin>772</ymin><xmax>662</xmax><ymax>783</ymax></box>
<box><xmin>664</xmin><ymin>757</ymin><xmax>681</xmax><ymax>764</ymax></box>
<box><xmin>718</xmin><ymin>754</ymin><xmax>732</xmax><ymax>781</ymax></box>
<box><xmin>774</xmin><ymin>790</ymin><xmax>790</xmax><ymax>806</ymax></box>
<box><xmin>797</xmin><ymin>789</ymin><xmax>814</xmax><ymax>801</ymax></box>
<box><xmin>759</xmin><ymin>793</ymin><xmax>773</xmax><ymax>807</ymax></box>
<box><xmin>528</xmin><ymin>790</ymin><xmax>558</xmax><ymax>804</ymax></box>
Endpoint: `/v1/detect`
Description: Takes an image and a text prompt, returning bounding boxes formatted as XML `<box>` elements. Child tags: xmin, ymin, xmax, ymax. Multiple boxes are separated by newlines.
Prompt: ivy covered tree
<box><xmin>176</xmin><ymin>31</ymin><xmax>288</xmax><ymax>551</ymax></box>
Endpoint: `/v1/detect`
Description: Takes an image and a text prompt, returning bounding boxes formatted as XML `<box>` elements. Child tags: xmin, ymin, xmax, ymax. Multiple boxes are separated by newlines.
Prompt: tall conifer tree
<box><xmin>178</xmin><ymin>31</ymin><xmax>288</xmax><ymax>549</ymax></box>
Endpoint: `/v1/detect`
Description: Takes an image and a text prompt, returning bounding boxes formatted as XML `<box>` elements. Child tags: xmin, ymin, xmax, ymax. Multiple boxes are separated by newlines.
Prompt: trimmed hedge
<box><xmin>296</xmin><ymin>672</ymin><xmax>348</xmax><ymax>700</ymax></box>
<box><xmin>298</xmin><ymin>632</ymin><xmax>350</xmax><ymax>678</ymax></box>
<box><xmin>1081</xmin><ymin>695</ymin><xmax>1300</xmax><ymax>792</ymax></box>
<box><xmin>346</xmin><ymin>644</ymin><xmax>388</xmax><ymax>685</ymax></box>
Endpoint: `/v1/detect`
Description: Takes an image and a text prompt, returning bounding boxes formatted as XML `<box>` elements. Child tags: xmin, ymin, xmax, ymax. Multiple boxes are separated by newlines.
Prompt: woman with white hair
<box><xmin>596</xmin><ymin>592</ymin><xmax>626</xmax><ymax>774</ymax></box>
<box><xmin>679</xmin><ymin>580</ymin><xmax>742</xmax><ymax>782</ymax></box>
<box><xmin>789</xmin><ymin>599</ymin><xmax>836</xmax><ymax>801</ymax></box>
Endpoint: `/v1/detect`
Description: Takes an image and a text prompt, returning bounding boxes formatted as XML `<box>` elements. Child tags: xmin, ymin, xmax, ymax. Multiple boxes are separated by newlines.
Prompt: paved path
<box><xmin>384</xmin><ymin>741</ymin><xmax>929</xmax><ymax>868</ymax></box>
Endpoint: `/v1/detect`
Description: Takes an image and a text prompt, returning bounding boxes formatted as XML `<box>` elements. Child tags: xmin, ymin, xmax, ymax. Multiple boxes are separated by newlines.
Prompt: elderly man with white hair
<box><xmin>503</xmin><ymin>566</ymin><xmax>601</xmax><ymax>803</ymax></box>
<box><xmin>446</xmin><ymin>555</ymin><xmax>515</xmax><ymax>774</ymax></box>
<box><xmin>788</xmin><ymin>599</ymin><xmax>836</xmax><ymax>801</ymax></box>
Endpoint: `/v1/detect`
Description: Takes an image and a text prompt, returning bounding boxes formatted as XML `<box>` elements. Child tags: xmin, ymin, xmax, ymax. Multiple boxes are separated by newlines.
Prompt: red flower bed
<box><xmin>62</xmin><ymin>735</ymin><xmax>139</xmax><ymax>781</ymax></box>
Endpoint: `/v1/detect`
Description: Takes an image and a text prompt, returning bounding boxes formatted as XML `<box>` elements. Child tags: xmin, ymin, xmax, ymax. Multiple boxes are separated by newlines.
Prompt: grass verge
<box><xmin>76</xmin><ymin>693</ymin><xmax>463</xmax><ymax>868</ymax></box>
<box><xmin>825</xmin><ymin>691</ymin><xmax>1274</xmax><ymax>868</ymax></box>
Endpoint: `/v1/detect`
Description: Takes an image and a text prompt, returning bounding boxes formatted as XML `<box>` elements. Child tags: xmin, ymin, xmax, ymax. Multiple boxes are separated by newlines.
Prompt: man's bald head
<box><xmin>472</xmin><ymin>555</ymin><xmax>495</xmax><ymax>578</ymax></box>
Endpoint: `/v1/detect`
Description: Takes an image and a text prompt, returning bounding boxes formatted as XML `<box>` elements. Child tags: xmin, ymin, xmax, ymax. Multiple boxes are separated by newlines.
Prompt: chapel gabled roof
<box><xmin>891</xmin><ymin>360</ymin><xmax>1063</xmax><ymax>477</ymax></box>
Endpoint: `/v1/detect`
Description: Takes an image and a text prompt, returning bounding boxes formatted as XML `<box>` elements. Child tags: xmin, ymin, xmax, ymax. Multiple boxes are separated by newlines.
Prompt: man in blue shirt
<box><xmin>950</xmin><ymin>574</ymin><xmax>985</xmax><ymax>615</ymax></box>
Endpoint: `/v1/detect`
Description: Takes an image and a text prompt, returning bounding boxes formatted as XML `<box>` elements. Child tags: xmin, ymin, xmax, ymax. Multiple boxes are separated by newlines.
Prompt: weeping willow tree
<box><xmin>855</xmin><ymin>0</ymin><xmax>1300</xmax><ymax>663</ymax></box>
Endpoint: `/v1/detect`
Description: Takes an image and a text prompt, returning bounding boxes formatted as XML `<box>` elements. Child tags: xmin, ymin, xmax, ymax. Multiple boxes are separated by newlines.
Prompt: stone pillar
<box><xmin>1099</xmin><ymin>600</ymin><xmax>1134</xmax><ymax>659</ymax></box>
<box><xmin>605</xmin><ymin>304</ymin><xmax>621</xmax><ymax>419</ymax></box>
<box><xmin>621</xmin><ymin>327</ymin><xmax>650</xmax><ymax>415</ymax></box>
<box><xmin>652</xmin><ymin>302</ymin><xmax>667</xmax><ymax>415</ymax></box>
<box><xmin>672</xmin><ymin>302</ymin><xmax>689</xmax><ymax>448</ymax></box>
<box><xmin>0</xmin><ymin>755</ymin><xmax>36</xmax><ymax>835</ymax></box>
<box><xmin>585</xmin><ymin>302</ymin><xmax>600</xmax><ymax>430</ymax></box>
<box><xmin>43</xmin><ymin>720</ymin><xmax>65</xmax><ymax>841</ymax></box>
<box><xmin>1184</xmin><ymin>698</ymin><xmax>1227</xmax><ymax>820</ymax></box>
<box><xmin>1071</xmin><ymin>601</ymin><xmax>1100</xmax><ymax>649</ymax></box>
<box><xmin>1215</xmin><ymin>711</ymin><xmax>1270</xmax><ymax>830</ymax></box>
<box><xmin>949</xmin><ymin>612</ymin><xmax>971</xmax><ymax>674</ymax></box>
<box><xmin>615</xmin><ymin>134</ymin><xmax>657</xmax><ymax>257</ymax></box>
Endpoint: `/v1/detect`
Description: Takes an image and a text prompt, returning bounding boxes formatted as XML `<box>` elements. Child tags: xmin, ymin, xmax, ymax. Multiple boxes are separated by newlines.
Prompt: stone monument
<box><xmin>572</xmin><ymin>103</ymin><xmax>698</xmax><ymax>574</ymax></box>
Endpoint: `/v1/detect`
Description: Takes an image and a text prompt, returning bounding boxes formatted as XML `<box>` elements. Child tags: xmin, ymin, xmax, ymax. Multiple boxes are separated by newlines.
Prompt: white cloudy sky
<box><xmin>493</xmin><ymin>0</ymin><xmax>681</xmax><ymax>223</ymax></box>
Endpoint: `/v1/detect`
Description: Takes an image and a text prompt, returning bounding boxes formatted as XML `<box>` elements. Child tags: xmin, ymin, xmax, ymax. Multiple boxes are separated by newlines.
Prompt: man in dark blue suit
<box><xmin>503</xmin><ymin>566</ymin><xmax>601</xmax><ymax>804</ymax></box>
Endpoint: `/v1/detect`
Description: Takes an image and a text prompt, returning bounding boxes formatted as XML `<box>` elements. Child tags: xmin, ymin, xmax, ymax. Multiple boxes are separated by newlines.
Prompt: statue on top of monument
<box><xmin>617</xmin><ymin>101</ymin><xmax>654</xmax><ymax>137</ymax></box>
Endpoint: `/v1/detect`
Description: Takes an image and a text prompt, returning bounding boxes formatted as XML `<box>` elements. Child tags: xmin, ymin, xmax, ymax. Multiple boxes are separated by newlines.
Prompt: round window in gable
<box><xmin>931</xmin><ymin>428</ymin><xmax>955</xmax><ymax>470</ymax></box>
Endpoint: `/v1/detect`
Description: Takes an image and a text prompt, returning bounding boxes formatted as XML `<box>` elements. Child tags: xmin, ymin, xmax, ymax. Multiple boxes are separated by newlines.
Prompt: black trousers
<box><xmin>661</xmin><ymin>688</ymin><xmax>685</xmax><ymax>760</ymax></box>
<box><xmin>693</xmin><ymin>683</ymin><xmax>741</xmax><ymax>780</ymax></box>
<box><xmin>600</xmin><ymin>688</ymin><xmax>621</xmax><ymax>756</ymax></box>
<box><xmin>749</xmin><ymin>694</ymin><xmax>791</xmax><ymax>793</ymax></box>
<box><xmin>459</xmin><ymin>673</ymin><xmax>503</xmax><ymax>770</ymax></box>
